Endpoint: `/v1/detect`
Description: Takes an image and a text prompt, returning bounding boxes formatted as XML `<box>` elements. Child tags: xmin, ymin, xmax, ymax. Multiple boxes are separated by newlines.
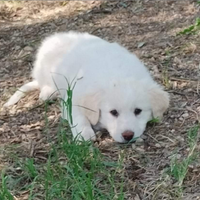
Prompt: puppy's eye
<box><xmin>134</xmin><ymin>108</ymin><xmax>142</xmax><ymax>115</ymax></box>
<box><xmin>110</xmin><ymin>109</ymin><xmax>119</xmax><ymax>117</ymax></box>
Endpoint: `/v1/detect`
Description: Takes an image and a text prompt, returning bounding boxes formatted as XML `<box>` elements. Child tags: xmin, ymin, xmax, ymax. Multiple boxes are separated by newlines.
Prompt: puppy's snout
<box><xmin>122</xmin><ymin>131</ymin><xmax>134</xmax><ymax>141</ymax></box>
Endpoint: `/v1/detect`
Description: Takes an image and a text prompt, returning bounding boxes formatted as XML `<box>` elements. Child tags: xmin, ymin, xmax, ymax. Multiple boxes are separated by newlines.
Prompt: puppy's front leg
<box><xmin>65</xmin><ymin>107</ymin><xmax>96</xmax><ymax>141</ymax></box>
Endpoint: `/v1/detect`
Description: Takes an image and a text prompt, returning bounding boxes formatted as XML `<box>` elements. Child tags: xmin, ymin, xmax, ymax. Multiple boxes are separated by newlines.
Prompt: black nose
<box><xmin>122</xmin><ymin>131</ymin><xmax>134</xmax><ymax>141</ymax></box>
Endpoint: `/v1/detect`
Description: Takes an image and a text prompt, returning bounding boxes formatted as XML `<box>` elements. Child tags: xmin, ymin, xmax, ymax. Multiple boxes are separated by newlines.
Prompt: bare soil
<box><xmin>1</xmin><ymin>1</ymin><xmax>200</xmax><ymax>199</ymax></box>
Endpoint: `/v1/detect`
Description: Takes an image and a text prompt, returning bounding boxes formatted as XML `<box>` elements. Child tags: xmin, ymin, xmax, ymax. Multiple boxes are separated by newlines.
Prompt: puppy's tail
<box><xmin>4</xmin><ymin>80</ymin><xmax>39</xmax><ymax>107</ymax></box>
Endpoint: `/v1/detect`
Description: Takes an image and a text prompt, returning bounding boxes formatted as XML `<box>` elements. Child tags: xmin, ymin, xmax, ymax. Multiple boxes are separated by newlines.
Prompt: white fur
<box><xmin>4</xmin><ymin>31</ymin><xmax>169</xmax><ymax>143</ymax></box>
<box><xmin>4</xmin><ymin>80</ymin><xmax>38</xmax><ymax>107</ymax></box>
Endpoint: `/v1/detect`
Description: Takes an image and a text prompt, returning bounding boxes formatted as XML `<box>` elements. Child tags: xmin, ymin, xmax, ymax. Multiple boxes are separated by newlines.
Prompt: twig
<box><xmin>170</xmin><ymin>77</ymin><xmax>198</xmax><ymax>82</ymax></box>
<box><xmin>158</xmin><ymin>134</ymin><xmax>176</xmax><ymax>143</ymax></box>
<box><xmin>169</xmin><ymin>107</ymin><xmax>186</xmax><ymax>111</ymax></box>
<box><xmin>186</xmin><ymin>106</ymin><xmax>199</xmax><ymax>122</ymax></box>
<box><xmin>145</xmin><ymin>133</ymin><xmax>160</xmax><ymax>144</ymax></box>
<box><xmin>168</xmin><ymin>90</ymin><xmax>188</xmax><ymax>100</ymax></box>
<box><xmin>28</xmin><ymin>102</ymin><xmax>45</xmax><ymax>111</ymax></box>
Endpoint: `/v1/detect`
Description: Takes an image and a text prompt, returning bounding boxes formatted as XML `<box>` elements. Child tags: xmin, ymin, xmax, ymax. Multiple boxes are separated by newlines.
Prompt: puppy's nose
<box><xmin>122</xmin><ymin>131</ymin><xmax>134</xmax><ymax>141</ymax></box>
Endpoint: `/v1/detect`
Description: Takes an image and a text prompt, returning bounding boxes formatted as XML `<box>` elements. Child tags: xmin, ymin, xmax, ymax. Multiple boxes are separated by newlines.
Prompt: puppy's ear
<box><xmin>148</xmin><ymin>85</ymin><xmax>169</xmax><ymax>119</ymax></box>
<box><xmin>79</xmin><ymin>91</ymin><xmax>102</xmax><ymax>125</ymax></box>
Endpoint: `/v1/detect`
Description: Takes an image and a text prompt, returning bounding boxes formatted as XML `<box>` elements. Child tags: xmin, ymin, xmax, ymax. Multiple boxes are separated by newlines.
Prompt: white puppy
<box><xmin>4</xmin><ymin>31</ymin><xmax>169</xmax><ymax>143</ymax></box>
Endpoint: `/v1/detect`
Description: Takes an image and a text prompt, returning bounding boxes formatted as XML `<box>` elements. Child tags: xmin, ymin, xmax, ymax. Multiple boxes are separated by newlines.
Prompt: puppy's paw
<box><xmin>3</xmin><ymin>102</ymin><xmax>11</xmax><ymax>107</ymax></box>
<box><xmin>39</xmin><ymin>86</ymin><xmax>57</xmax><ymax>101</ymax></box>
<box><xmin>75</xmin><ymin>127</ymin><xmax>96</xmax><ymax>142</ymax></box>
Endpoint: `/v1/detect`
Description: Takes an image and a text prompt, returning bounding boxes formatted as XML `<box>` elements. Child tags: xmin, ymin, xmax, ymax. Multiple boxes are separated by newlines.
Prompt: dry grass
<box><xmin>1</xmin><ymin>0</ymin><xmax>200</xmax><ymax>199</ymax></box>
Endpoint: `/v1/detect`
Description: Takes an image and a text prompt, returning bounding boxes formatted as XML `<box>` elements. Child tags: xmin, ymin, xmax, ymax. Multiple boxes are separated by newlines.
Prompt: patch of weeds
<box><xmin>169</xmin><ymin>126</ymin><xmax>199</xmax><ymax>187</ymax></box>
<box><xmin>0</xmin><ymin>172</ymin><xmax>14</xmax><ymax>200</ymax></box>
<box><xmin>167</xmin><ymin>125</ymin><xmax>199</xmax><ymax>197</ymax></box>
<box><xmin>147</xmin><ymin>125</ymin><xmax>199</xmax><ymax>199</ymax></box>
<box><xmin>0</xmin><ymin>75</ymin><xmax>126</xmax><ymax>199</ymax></box>
<box><xmin>0</xmin><ymin>131</ymin><xmax>125</xmax><ymax>199</ymax></box>
<box><xmin>178</xmin><ymin>18</ymin><xmax>200</xmax><ymax>35</ymax></box>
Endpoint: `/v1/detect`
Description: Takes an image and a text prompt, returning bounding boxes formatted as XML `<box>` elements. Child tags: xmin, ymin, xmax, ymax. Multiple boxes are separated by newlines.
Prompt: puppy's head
<box><xmin>79</xmin><ymin>79</ymin><xmax>169</xmax><ymax>143</ymax></box>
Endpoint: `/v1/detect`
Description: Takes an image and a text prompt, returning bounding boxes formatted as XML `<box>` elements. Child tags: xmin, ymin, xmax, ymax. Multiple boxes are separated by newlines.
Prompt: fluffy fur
<box><xmin>4</xmin><ymin>31</ymin><xmax>169</xmax><ymax>143</ymax></box>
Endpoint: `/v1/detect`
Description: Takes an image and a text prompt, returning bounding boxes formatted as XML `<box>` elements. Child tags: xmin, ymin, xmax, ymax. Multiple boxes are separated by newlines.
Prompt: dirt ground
<box><xmin>1</xmin><ymin>0</ymin><xmax>200</xmax><ymax>199</ymax></box>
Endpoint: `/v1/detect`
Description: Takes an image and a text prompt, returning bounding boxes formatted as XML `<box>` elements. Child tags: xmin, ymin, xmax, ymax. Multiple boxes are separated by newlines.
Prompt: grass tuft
<box><xmin>148</xmin><ymin>117</ymin><xmax>160</xmax><ymax>125</ymax></box>
<box><xmin>24</xmin><ymin>158</ymin><xmax>38</xmax><ymax>179</ymax></box>
<box><xmin>178</xmin><ymin>18</ymin><xmax>200</xmax><ymax>35</ymax></box>
<box><xmin>0</xmin><ymin>172</ymin><xmax>14</xmax><ymax>200</ymax></box>
<box><xmin>169</xmin><ymin>125</ymin><xmax>199</xmax><ymax>189</ymax></box>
